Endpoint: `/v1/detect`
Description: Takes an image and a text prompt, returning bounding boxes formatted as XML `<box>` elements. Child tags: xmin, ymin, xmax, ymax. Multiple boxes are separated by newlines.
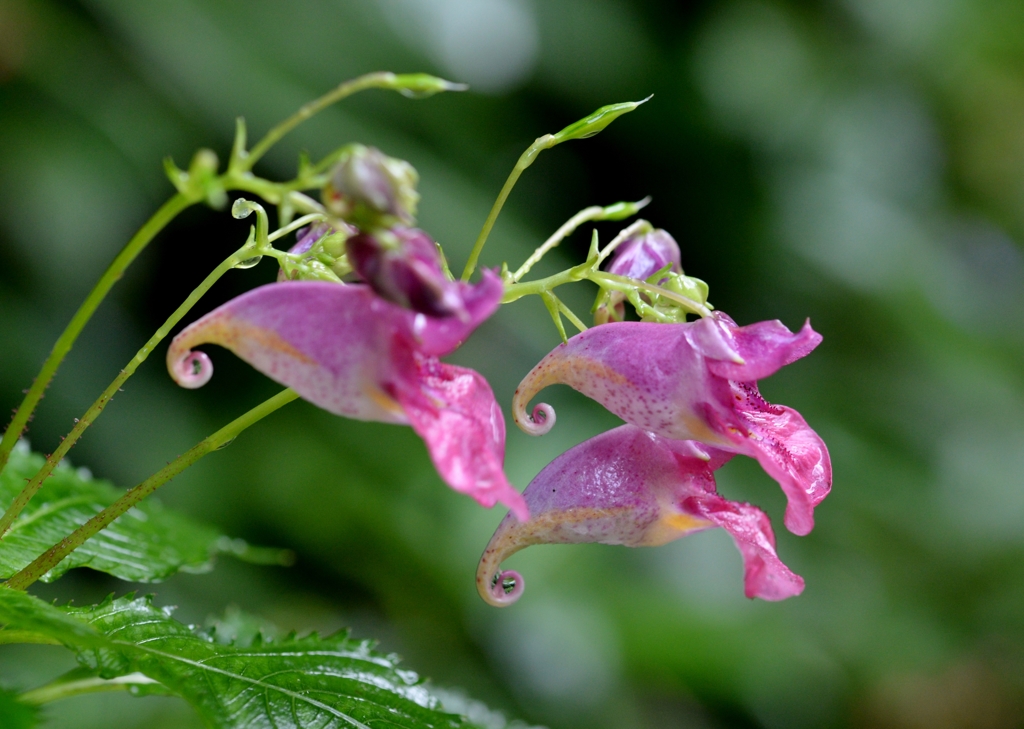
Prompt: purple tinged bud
<box><xmin>325</xmin><ymin>145</ymin><xmax>419</xmax><ymax>225</ymax></box>
<box><xmin>346</xmin><ymin>226</ymin><xmax>468</xmax><ymax>319</ymax></box>
<box><xmin>596</xmin><ymin>228</ymin><xmax>684</xmax><ymax>324</ymax></box>
<box><xmin>607</xmin><ymin>228</ymin><xmax>681</xmax><ymax>280</ymax></box>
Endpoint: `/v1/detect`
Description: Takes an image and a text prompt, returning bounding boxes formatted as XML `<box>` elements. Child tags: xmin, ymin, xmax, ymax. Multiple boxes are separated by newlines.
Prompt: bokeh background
<box><xmin>2</xmin><ymin>0</ymin><xmax>1024</xmax><ymax>727</ymax></box>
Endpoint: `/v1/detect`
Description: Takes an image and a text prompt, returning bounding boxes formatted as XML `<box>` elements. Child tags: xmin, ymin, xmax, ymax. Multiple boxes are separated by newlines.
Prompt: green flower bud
<box><xmin>323</xmin><ymin>145</ymin><xmax>419</xmax><ymax>228</ymax></box>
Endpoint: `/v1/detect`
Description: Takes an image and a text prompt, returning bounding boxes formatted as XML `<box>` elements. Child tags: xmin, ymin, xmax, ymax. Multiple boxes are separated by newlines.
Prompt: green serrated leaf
<box><xmin>0</xmin><ymin>445</ymin><xmax>286</xmax><ymax>583</ymax></box>
<box><xmin>0</xmin><ymin>587</ymin><xmax>103</xmax><ymax>648</ymax></box>
<box><xmin>0</xmin><ymin>687</ymin><xmax>38</xmax><ymax>729</ymax></box>
<box><xmin>59</xmin><ymin>595</ymin><xmax>482</xmax><ymax>729</ymax></box>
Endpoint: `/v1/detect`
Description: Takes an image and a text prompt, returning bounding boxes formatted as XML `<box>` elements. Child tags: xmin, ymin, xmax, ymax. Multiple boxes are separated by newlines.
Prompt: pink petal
<box><xmin>168</xmin><ymin>277</ymin><xmax>518</xmax><ymax>515</ymax></box>
<box><xmin>698</xmin><ymin>313</ymin><xmax>823</xmax><ymax>382</ymax></box>
<box><xmin>512</xmin><ymin>317</ymin><xmax>831</xmax><ymax>535</ymax></box>
<box><xmin>394</xmin><ymin>358</ymin><xmax>528</xmax><ymax>521</ymax></box>
<box><xmin>412</xmin><ymin>269</ymin><xmax>503</xmax><ymax>356</ymax></box>
<box><xmin>477</xmin><ymin>425</ymin><xmax>803</xmax><ymax>605</ymax></box>
<box><xmin>168</xmin><ymin>277</ymin><xmax>500</xmax><ymax>412</ymax></box>
<box><xmin>512</xmin><ymin>321</ymin><xmax>719</xmax><ymax>441</ymax></box>
<box><xmin>168</xmin><ymin>282</ymin><xmax>411</xmax><ymax>422</ymax></box>
<box><xmin>709</xmin><ymin>383</ymin><xmax>832</xmax><ymax>536</ymax></box>
<box><xmin>680</xmin><ymin>489</ymin><xmax>804</xmax><ymax>600</ymax></box>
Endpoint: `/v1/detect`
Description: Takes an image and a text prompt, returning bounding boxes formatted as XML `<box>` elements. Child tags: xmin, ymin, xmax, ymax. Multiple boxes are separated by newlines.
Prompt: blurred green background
<box><xmin>3</xmin><ymin>0</ymin><xmax>1024</xmax><ymax>727</ymax></box>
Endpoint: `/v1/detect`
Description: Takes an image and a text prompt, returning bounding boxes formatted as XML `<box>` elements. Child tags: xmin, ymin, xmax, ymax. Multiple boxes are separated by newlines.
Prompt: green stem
<box><xmin>512</xmin><ymin>199</ymin><xmax>650</xmax><ymax>283</ymax></box>
<box><xmin>0</xmin><ymin>193</ymin><xmax>194</xmax><ymax>474</ymax></box>
<box><xmin>5</xmin><ymin>389</ymin><xmax>299</xmax><ymax>591</ymax></box>
<box><xmin>501</xmin><ymin>259</ymin><xmax>591</xmax><ymax>304</ymax></box>
<box><xmin>243</xmin><ymin>72</ymin><xmax>427</xmax><ymax>171</ymax></box>
<box><xmin>556</xmin><ymin>297</ymin><xmax>589</xmax><ymax>333</ymax></box>
<box><xmin>514</xmin><ymin>206</ymin><xmax>601</xmax><ymax>282</ymax></box>
<box><xmin>595</xmin><ymin>219</ymin><xmax>652</xmax><ymax>265</ymax></box>
<box><xmin>19</xmin><ymin>672</ymin><xmax>161</xmax><ymax>705</ymax></box>
<box><xmin>461</xmin><ymin>134</ymin><xmax>556</xmax><ymax>281</ymax></box>
<box><xmin>0</xmin><ymin>238</ymin><xmax>257</xmax><ymax>540</ymax></box>
<box><xmin>591</xmin><ymin>271</ymin><xmax>712</xmax><ymax>318</ymax></box>
<box><xmin>0</xmin><ymin>630</ymin><xmax>61</xmax><ymax>645</ymax></box>
<box><xmin>268</xmin><ymin>213</ymin><xmax>327</xmax><ymax>243</ymax></box>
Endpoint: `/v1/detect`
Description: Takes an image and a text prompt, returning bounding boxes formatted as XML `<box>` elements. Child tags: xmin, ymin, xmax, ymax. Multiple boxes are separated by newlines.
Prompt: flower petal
<box><xmin>476</xmin><ymin>425</ymin><xmax>802</xmax><ymax>605</ymax></box>
<box><xmin>168</xmin><ymin>282</ymin><xmax>411</xmax><ymax>422</ymax></box>
<box><xmin>512</xmin><ymin>318</ymin><xmax>831</xmax><ymax>535</ymax></box>
<box><xmin>697</xmin><ymin>313</ymin><xmax>823</xmax><ymax>382</ymax></box>
<box><xmin>710</xmin><ymin>383</ymin><xmax>832</xmax><ymax>536</ymax></box>
<box><xmin>512</xmin><ymin>321</ymin><xmax>725</xmax><ymax>442</ymax></box>
<box><xmin>606</xmin><ymin>229</ymin><xmax>682</xmax><ymax>281</ymax></box>
<box><xmin>680</xmin><ymin>488</ymin><xmax>804</xmax><ymax>601</ymax></box>
<box><xmin>168</xmin><ymin>278</ymin><xmax>519</xmax><ymax>515</ymax></box>
<box><xmin>168</xmin><ymin>278</ymin><xmax>500</xmax><ymax>419</ymax></box>
<box><xmin>412</xmin><ymin>269</ymin><xmax>503</xmax><ymax>356</ymax></box>
<box><xmin>394</xmin><ymin>359</ymin><xmax>528</xmax><ymax>521</ymax></box>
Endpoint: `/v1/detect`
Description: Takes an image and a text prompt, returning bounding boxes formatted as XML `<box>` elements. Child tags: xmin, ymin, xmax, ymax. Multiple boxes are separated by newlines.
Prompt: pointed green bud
<box><xmin>552</xmin><ymin>96</ymin><xmax>652</xmax><ymax>143</ymax></box>
<box><xmin>388</xmin><ymin>73</ymin><xmax>469</xmax><ymax>98</ymax></box>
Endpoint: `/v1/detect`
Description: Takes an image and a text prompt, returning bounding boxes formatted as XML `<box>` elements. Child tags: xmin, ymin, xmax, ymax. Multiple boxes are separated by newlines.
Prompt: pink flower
<box><xmin>166</xmin><ymin>271</ymin><xmax>528</xmax><ymax>520</ymax></box>
<box><xmin>512</xmin><ymin>312</ymin><xmax>830</xmax><ymax>536</ymax></box>
<box><xmin>477</xmin><ymin>424</ymin><xmax>804</xmax><ymax>605</ymax></box>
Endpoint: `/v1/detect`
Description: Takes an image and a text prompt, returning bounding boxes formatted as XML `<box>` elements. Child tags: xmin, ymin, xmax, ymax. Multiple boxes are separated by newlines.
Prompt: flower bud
<box><xmin>276</xmin><ymin>223</ymin><xmax>356</xmax><ymax>283</ymax></box>
<box><xmin>596</xmin><ymin>228</ymin><xmax>683</xmax><ymax>324</ymax></box>
<box><xmin>346</xmin><ymin>226</ymin><xmax>468</xmax><ymax>319</ymax></box>
<box><xmin>323</xmin><ymin>145</ymin><xmax>419</xmax><ymax>227</ymax></box>
<box><xmin>607</xmin><ymin>228</ymin><xmax>681</xmax><ymax>280</ymax></box>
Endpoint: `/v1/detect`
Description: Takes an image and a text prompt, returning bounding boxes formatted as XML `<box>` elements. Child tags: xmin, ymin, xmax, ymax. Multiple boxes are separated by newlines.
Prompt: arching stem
<box><xmin>0</xmin><ymin>229</ymin><xmax>263</xmax><ymax>540</ymax></box>
<box><xmin>0</xmin><ymin>193</ymin><xmax>193</xmax><ymax>474</ymax></box>
<box><xmin>4</xmin><ymin>389</ymin><xmax>298</xmax><ymax>591</ymax></box>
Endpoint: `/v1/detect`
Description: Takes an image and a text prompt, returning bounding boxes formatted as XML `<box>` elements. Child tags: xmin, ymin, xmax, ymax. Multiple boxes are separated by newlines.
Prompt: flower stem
<box><xmin>4</xmin><ymin>389</ymin><xmax>299</xmax><ymax>591</ymax></box>
<box><xmin>595</xmin><ymin>219</ymin><xmax>652</xmax><ymax>265</ymax></box>
<box><xmin>0</xmin><ymin>193</ymin><xmax>194</xmax><ymax>475</ymax></box>
<box><xmin>242</xmin><ymin>72</ymin><xmax>461</xmax><ymax>171</ymax></box>
<box><xmin>0</xmin><ymin>75</ymin><xmax>455</xmax><ymax>479</ymax></box>
<box><xmin>462</xmin><ymin>134</ymin><xmax>557</xmax><ymax>282</ymax></box>
<box><xmin>512</xmin><ymin>199</ymin><xmax>650</xmax><ymax>283</ymax></box>
<box><xmin>0</xmin><ymin>237</ymin><xmax>258</xmax><ymax>540</ymax></box>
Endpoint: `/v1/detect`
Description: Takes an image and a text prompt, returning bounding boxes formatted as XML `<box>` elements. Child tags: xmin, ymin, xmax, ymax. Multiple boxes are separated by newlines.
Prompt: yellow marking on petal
<box><xmin>202</xmin><ymin>318</ymin><xmax>318</xmax><ymax>365</ymax></box>
<box><xmin>639</xmin><ymin>512</ymin><xmax>712</xmax><ymax>546</ymax></box>
<box><xmin>367</xmin><ymin>387</ymin><xmax>407</xmax><ymax>419</ymax></box>
<box><xmin>680</xmin><ymin>412</ymin><xmax>731</xmax><ymax>445</ymax></box>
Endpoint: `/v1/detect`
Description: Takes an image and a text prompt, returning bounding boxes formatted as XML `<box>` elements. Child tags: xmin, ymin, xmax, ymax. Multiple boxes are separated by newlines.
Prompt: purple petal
<box><xmin>289</xmin><ymin>223</ymin><xmax>334</xmax><ymax>256</ymax></box>
<box><xmin>395</xmin><ymin>359</ymin><xmax>528</xmax><ymax>521</ymax></box>
<box><xmin>476</xmin><ymin>425</ymin><xmax>803</xmax><ymax>605</ymax></box>
<box><xmin>512</xmin><ymin>317</ymin><xmax>831</xmax><ymax>535</ymax></box>
<box><xmin>708</xmin><ymin>383</ymin><xmax>832</xmax><ymax>536</ymax></box>
<box><xmin>167</xmin><ymin>279</ymin><xmax>518</xmax><ymax>515</ymax></box>
<box><xmin>607</xmin><ymin>229</ymin><xmax>682</xmax><ymax>281</ymax></box>
<box><xmin>513</xmin><ymin>321</ymin><xmax>724</xmax><ymax>442</ymax></box>
<box><xmin>168</xmin><ymin>282</ymin><xmax>409</xmax><ymax>422</ymax></box>
<box><xmin>696</xmin><ymin>313</ymin><xmax>823</xmax><ymax>382</ymax></box>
